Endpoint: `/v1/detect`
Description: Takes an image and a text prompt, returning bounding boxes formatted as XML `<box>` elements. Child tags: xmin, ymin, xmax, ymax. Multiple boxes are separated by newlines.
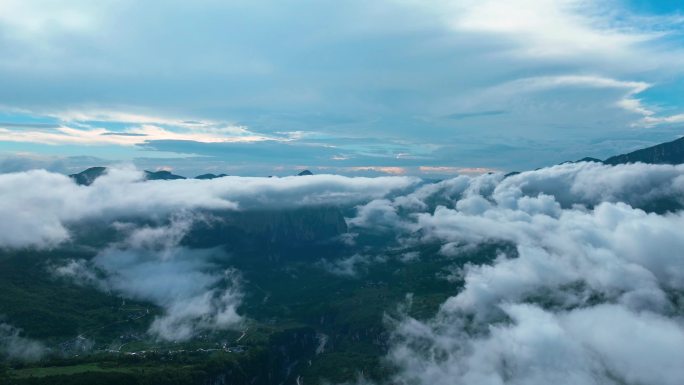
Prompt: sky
<box><xmin>1</xmin><ymin>0</ymin><xmax>684</xmax><ymax>177</ymax></box>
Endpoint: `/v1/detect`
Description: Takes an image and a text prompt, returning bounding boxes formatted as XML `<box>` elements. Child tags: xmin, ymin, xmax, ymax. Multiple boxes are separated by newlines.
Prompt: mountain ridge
<box><xmin>67</xmin><ymin>135</ymin><xmax>684</xmax><ymax>185</ymax></box>
<box><xmin>603</xmin><ymin>136</ymin><xmax>684</xmax><ymax>165</ymax></box>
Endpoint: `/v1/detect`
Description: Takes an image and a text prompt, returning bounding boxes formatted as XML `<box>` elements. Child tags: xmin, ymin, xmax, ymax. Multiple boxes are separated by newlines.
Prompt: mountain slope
<box><xmin>144</xmin><ymin>170</ymin><xmax>186</xmax><ymax>180</ymax></box>
<box><xmin>604</xmin><ymin>136</ymin><xmax>684</xmax><ymax>165</ymax></box>
<box><xmin>195</xmin><ymin>173</ymin><xmax>228</xmax><ymax>179</ymax></box>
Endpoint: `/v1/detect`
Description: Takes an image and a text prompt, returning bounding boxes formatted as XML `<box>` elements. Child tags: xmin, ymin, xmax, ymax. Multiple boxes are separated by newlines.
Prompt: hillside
<box><xmin>604</xmin><ymin>136</ymin><xmax>684</xmax><ymax>165</ymax></box>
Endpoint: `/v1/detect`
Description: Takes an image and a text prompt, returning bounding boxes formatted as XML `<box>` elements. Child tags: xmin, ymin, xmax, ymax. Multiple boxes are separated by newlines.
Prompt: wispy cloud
<box><xmin>0</xmin><ymin>122</ymin><xmax>281</xmax><ymax>146</ymax></box>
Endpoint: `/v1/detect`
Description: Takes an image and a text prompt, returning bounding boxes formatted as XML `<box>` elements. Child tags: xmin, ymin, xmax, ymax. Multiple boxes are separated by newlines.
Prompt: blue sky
<box><xmin>1</xmin><ymin>0</ymin><xmax>684</xmax><ymax>176</ymax></box>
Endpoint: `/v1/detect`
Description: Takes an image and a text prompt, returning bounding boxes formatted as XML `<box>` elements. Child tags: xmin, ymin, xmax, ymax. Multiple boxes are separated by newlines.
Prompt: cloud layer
<box><xmin>3</xmin><ymin>160</ymin><xmax>684</xmax><ymax>378</ymax></box>
<box><xmin>347</xmin><ymin>161</ymin><xmax>684</xmax><ymax>384</ymax></box>
<box><xmin>0</xmin><ymin>166</ymin><xmax>418</xmax><ymax>249</ymax></box>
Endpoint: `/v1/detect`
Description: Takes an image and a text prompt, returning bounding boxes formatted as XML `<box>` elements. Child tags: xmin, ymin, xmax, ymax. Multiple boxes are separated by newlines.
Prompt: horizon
<box><xmin>16</xmin><ymin>134</ymin><xmax>684</xmax><ymax>178</ymax></box>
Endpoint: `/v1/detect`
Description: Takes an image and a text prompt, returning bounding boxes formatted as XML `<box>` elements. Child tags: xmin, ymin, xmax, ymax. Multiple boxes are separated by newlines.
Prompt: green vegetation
<box><xmin>0</xmin><ymin>220</ymin><xmax>512</xmax><ymax>384</ymax></box>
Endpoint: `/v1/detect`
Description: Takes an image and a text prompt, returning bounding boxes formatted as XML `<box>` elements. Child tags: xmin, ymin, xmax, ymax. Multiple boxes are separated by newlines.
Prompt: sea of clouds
<box><xmin>348</xmin><ymin>161</ymin><xmax>684</xmax><ymax>385</ymax></box>
<box><xmin>0</xmin><ymin>167</ymin><xmax>418</xmax><ymax>348</ymax></box>
<box><xmin>1</xmin><ymin>162</ymin><xmax>683</xmax><ymax>383</ymax></box>
<box><xmin>0</xmin><ymin>166</ymin><xmax>419</xmax><ymax>249</ymax></box>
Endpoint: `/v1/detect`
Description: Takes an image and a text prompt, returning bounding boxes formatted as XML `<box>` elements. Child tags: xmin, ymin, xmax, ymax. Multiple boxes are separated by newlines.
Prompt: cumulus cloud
<box><xmin>348</xmin><ymin>161</ymin><xmax>684</xmax><ymax>384</ymax></box>
<box><xmin>0</xmin><ymin>166</ymin><xmax>418</xmax><ymax>249</ymax></box>
<box><xmin>0</xmin><ymin>322</ymin><xmax>48</xmax><ymax>362</ymax></box>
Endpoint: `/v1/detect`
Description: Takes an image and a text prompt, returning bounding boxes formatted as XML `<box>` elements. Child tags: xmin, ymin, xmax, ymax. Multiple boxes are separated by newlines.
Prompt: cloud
<box><xmin>438</xmin><ymin>0</ymin><xmax>664</xmax><ymax>58</ymax></box>
<box><xmin>347</xmin><ymin>161</ymin><xmax>684</xmax><ymax>384</ymax></box>
<box><xmin>0</xmin><ymin>322</ymin><xmax>48</xmax><ymax>362</ymax></box>
<box><xmin>0</xmin><ymin>166</ymin><xmax>418</xmax><ymax>249</ymax></box>
<box><xmin>319</xmin><ymin>254</ymin><xmax>387</xmax><ymax>277</ymax></box>
<box><xmin>0</xmin><ymin>123</ymin><xmax>278</xmax><ymax>146</ymax></box>
<box><xmin>389</xmin><ymin>303</ymin><xmax>684</xmax><ymax>385</ymax></box>
<box><xmin>2</xmin><ymin>1</ymin><xmax>684</xmax><ymax>170</ymax></box>
<box><xmin>55</xmin><ymin>216</ymin><xmax>243</xmax><ymax>341</ymax></box>
<box><xmin>347</xmin><ymin>199</ymin><xmax>405</xmax><ymax>231</ymax></box>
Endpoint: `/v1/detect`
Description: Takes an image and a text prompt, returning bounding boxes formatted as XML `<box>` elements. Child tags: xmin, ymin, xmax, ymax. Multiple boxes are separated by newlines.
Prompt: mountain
<box><xmin>604</xmin><ymin>136</ymin><xmax>684</xmax><ymax>165</ymax></box>
<box><xmin>69</xmin><ymin>166</ymin><xmax>107</xmax><ymax>186</ymax></box>
<box><xmin>184</xmin><ymin>207</ymin><xmax>348</xmax><ymax>249</ymax></box>
<box><xmin>70</xmin><ymin>167</ymin><xmax>186</xmax><ymax>184</ymax></box>
<box><xmin>143</xmin><ymin>170</ymin><xmax>186</xmax><ymax>180</ymax></box>
<box><xmin>500</xmin><ymin>136</ymin><xmax>684</xmax><ymax>178</ymax></box>
<box><xmin>195</xmin><ymin>173</ymin><xmax>228</xmax><ymax>180</ymax></box>
<box><xmin>64</xmin><ymin>135</ymin><xmax>684</xmax><ymax>186</ymax></box>
<box><xmin>574</xmin><ymin>157</ymin><xmax>603</xmax><ymax>163</ymax></box>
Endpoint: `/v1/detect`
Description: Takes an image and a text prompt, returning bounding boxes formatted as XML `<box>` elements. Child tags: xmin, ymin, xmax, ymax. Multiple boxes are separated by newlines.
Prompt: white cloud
<box><xmin>390</xmin><ymin>303</ymin><xmax>684</xmax><ymax>385</ymax></box>
<box><xmin>0</xmin><ymin>167</ymin><xmax>418</xmax><ymax>249</ymax></box>
<box><xmin>0</xmin><ymin>122</ymin><xmax>277</xmax><ymax>146</ymax></box>
<box><xmin>349</xmin><ymin>161</ymin><xmax>684</xmax><ymax>384</ymax></box>
<box><xmin>427</xmin><ymin>0</ymin><xmax>676</xmax><ymax>59</ymax></box>
<box><xmin>55</xmin><ymin>216</ymin><xmax>244</xmax><ymax>341</ymax></box>
<box><xmin>0</xmin><ymin>0</ymin><xmax>98</xmax><ymax>38</ymax></box>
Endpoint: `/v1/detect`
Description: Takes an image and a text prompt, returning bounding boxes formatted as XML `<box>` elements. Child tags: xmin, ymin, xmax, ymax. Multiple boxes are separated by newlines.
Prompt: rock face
<box><xmin>69</xmin><ymin>167</ymin><xmax>107</xmax><ymax>186</ymax></box>
<box><xmin>144</xmin><ymin>170</ymin><xmax>186</xmax><ymax>180</ymax></box>
<box><xmin>604</xmin><ymin>136</ymin><xmax>684</xmax><ymax>165</ymax></box>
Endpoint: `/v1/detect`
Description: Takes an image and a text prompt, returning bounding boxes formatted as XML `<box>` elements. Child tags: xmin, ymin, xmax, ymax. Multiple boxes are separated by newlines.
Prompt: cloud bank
<box><xmin>4</xmin><ymin>160</ymin><xmax>684</xmax><ymax>379</ymax></box>
<box><xmin>0</xmin><ymin>167</ymin><xmax>418</xmax><ymax>249</ymax></box>
<box><xmin>348</xmin><ymin>161</ymin><xmax>684</xmax><ymax>384</ymax></box>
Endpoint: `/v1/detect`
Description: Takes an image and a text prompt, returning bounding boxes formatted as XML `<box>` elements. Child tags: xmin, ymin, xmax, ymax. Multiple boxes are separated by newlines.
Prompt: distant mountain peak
<box><xmin>195</xmin><ymin>173</ymin><xmax>228</xmax><ymax>180</ymax></box>
<box><xmin>297</xmin><ymin>170</ymin><xmax>313</xmax><ymax>176</ymax></box>
<box><xmin>69</xmin><ymin>166</ymin><xmax>107</xmax><ymax>186</ymax></box>
<box><xmin>144</xmin><ymin>170</ymin><xmax>186</xmax><ymax>180</ymax></box>
<box><xmin>560</xmin><ymin>157</ymin><xmax>604</xmax><ymax>165</ymax></box>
